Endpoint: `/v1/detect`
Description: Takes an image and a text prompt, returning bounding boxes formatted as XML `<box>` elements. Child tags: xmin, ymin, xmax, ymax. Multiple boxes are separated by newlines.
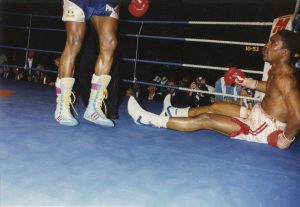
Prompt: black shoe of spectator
<box><xmin>107</xmin><ymin>112</ymin><xmax>119</xmax><ymax>120</ymax></box>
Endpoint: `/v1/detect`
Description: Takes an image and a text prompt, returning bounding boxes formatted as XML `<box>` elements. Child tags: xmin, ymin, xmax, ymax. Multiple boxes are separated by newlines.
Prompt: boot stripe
<box><xmin>57</xmin><ymin>116</ymin><xmax>62</xmax><ymax>122</ymax></box>
<box><xmin>56</xmin><ymin>88</ymin><xmax>61</xmax><ymax>94</ymax></box>
<box><xmin>91</xmin><ymin>112</ymin><xmax>100</xmax><ymax>120</ymax></box>
<box><xmin>167</xmin><ymin>106</ymin><xmax>172</xmax><ymax>117</ymax></box>
<box><xmin>137</xmin><ymin>116</ymin><xmax>147</xmax><ymax>125</ymax></box>
<box><xmin>91</xmin><ymin>83</ymin><xmax>99</xmax><ymax>90</ymax></box>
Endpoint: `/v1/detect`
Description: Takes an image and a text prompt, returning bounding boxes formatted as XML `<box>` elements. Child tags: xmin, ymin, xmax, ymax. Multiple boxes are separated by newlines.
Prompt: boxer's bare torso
<box><xmin>261</xmin><ymin>65</ymin><xmax>298</xmax><ymax>123</ymax></box>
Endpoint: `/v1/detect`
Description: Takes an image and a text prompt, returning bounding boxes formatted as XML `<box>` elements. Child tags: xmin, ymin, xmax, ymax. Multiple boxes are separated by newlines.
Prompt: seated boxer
<box><xmin>55</xmin><ymin>0</ymin><xmax>149</xmax><ymax>127</ymax></box>
<box><xmin>128</xmin><ymin>30</ymin><xmax>300</xmax><ymax>149</ymax></box>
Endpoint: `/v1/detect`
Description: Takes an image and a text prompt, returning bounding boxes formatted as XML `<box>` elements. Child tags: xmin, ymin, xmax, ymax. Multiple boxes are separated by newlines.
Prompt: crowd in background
<box><xmin>1</xmin><ymin>47</ymin><xmax>257</xmax><ymax>111</ymax></box>
<box><xmin>124</xmin><ymin>67</ymin><xmax>257</xmax><ymax>110</ymax></box>
<box><xmin>0</xmin><ymin>50</ymin><xmax>57</xmax><ymax>86</ymax></box>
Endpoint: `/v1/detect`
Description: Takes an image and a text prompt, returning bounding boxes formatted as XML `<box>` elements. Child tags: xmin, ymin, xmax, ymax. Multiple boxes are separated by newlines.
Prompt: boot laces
<box><xmin>59</xmin><ymin>90</ymin><xmax>78</xmax><ymax>118</ymax></box>
<box><xmin>95</xmin><ymin>87</ymin><xmax>108</xmax><ymax>115</ymax></box>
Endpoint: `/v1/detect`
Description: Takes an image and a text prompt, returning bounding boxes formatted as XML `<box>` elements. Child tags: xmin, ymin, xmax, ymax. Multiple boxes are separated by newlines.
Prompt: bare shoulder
<box><xmin>274</xmin><ymin>67</ymin><xmax>297</xmax><ymax>95</ymax></box>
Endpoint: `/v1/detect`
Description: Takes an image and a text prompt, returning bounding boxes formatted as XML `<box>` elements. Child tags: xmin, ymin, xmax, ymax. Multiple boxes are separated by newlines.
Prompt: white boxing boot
<box><xmin>160</xmin><ymin>93</ymin><xmax>189</xmax><ymax>117</ymax></box>
<box><xmin>128</xmin><ymin>96</ymin><xmax>168</xmax><ymax>128</ymax></box>
<box><xmin>54</xmin><ymin>77</ymin><xmax>79</xmax><ymax>126</ymax></box>
<box><xmin>83</xmin><ymin>74</ymin><xmax>114</xmax><ymax>127</ymax></box>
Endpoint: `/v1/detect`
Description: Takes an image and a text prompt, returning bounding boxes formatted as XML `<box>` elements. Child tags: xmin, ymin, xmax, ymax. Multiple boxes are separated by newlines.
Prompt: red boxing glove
<box><xmin>267</xmin><ymin>130</ymin><xmax>283</xmax><ymax>147</ymax></box>
<box><xmin>224</xmin><ymin>67</ymin><xmax>245</xmax><ymax>86</ymax></box>
<box><xmin>267</xmin><ymin>130</ymin><xmax>295</xmax><ymax>149</ymax></box>
<box><xmin>128</xmin><ymin>0</ymin><xmax>150</xmax><ymax>17</ymax></box>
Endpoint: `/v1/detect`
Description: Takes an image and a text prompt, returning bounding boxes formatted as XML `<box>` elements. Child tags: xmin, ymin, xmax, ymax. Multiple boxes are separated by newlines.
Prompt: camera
<box><xmin>246</xmin><ymin>88</ymin><xmax>254</xmax><ymax>96</ymax></box>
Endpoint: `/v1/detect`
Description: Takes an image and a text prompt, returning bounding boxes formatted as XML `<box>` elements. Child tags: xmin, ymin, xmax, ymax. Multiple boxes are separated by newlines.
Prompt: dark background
<box><xmin>0</xmin><ymin>0</ymin><xmax>297</xmax><ymax>85</ymax></box>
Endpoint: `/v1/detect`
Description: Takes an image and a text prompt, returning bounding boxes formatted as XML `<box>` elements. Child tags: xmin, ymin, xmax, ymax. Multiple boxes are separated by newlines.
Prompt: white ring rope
<box><xmin>123</xmin><ymin>58</ymin><xmax>264</xmax><ymax>75</ymax></box>
<box><xmin>125</xmin><ymin>20</ymin><xmax>273</xmax><ymax>26</ymax></box>
<box><xmin>125</xmin><ymin>80</ymin><xmax>261</xmax><ymax>101</ymax></box>
<box><xmin>187</xmin><ymin>21</ymin><xmax>273</xmax><ymax>26</ymax></box>
<box><xmin>124</xmin><ymin>34</ymin><xmax>265</xmax><ymax>47</ymax></box>
<box><xmin>179</xmin><ymin>87</ymin><xmax>260</xmax><ymax>101</ymax></box>
<box><xmin>181</xmin><ymin>63</ymin><xmax>264</xmax><ymax>75</ymax></box>
<box><xmin>184</xmin><ymin>37</ymin><xmax>265</xmax><ymax>47</ymax></box>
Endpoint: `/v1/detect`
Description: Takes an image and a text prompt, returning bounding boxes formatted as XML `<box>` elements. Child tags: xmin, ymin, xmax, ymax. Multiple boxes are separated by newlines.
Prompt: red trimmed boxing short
<box><xmin>230</xmin><ymin>104</ymin><xmax>286</xmax><ymax>144</ymax></box>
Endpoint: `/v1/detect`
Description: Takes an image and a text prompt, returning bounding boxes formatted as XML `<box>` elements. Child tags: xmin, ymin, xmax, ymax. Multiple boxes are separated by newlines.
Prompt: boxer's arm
<box><xmin>254</xmin><ymin>81</ymin><xmax>267</xmax><ymax>93</ymax></box>
<box><xmin>225</xmin><ymin>67</ymin><xmax>267</xmax><ymax>92</ymax></box>
<box><xmin>284</xmin><ymin>89</ymin><xmax>300</xmax><ymax>142</ymax></box>
<box><xmin>271</xmin><ymin>83</ymin><xmax>300</xmax><ymax>149</ymax></box>
<box><xmin>267</xmin><ymin>77</ymin><xmax>300</xmax><ymax>149</ymax></box>
<box><xmin>235</xmin><ymin>77</ymin><xmax>267</xmax><ymax>93</ymax></box>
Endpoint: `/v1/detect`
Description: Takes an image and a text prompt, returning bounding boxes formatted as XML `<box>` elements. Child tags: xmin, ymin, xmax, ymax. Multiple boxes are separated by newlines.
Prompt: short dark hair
<box><xmin>277</xmin><ymin>30</ymin><xmax>300</xmax><ymax>64</ymax></box>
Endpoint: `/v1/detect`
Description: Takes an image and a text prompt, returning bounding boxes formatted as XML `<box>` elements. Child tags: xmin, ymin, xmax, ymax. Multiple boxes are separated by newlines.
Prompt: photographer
<box><xmin>240</xmin><ymin>87</ymin><xmax>255</xmax><ymax>109</ymax></box>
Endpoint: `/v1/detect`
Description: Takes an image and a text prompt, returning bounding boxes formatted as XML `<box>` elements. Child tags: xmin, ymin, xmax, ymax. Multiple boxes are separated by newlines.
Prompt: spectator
<box><xmin>140</xmin><ymin>82</ymin><xmax>164</xmax><ymax>101</ymax></box>
<box><xmin>239</xmin><ymin>87</ymin><xmax>255</xmax><ymax>109</ymax></box>
<box><xmin>177</xmin><ymin>75</ymin><xmax>193</xmax><ymax>106</ymax></box>
<box><xmin>23</xmin><ymin>50</ymin><xmax>44</xmax><ymax>82</ymax></box>
<box><xmin>164</xmin><ymin>79</ymin><xmax>182</xmax><ymax>105</ymax></box>
<box><xmin>127</xmin><ymin>83</ymin><xmax>142</xmax><ymax>98</ymax></box>
<box><xmin>0</xmin><ymin>51</ymin><xmax>8</xmax><ymax>77</ymax></box>
<box><xmin>195</xmin><ymin>76</ymin><xmax>211</xmax><ymax>106</ymax></box>
<box><xmin>187</xmin><ymin>81</ymin><xmax>201</xmax><ymax>107</ymax></box>
<box><xmin>214</xmin><ymin>76</ymin><xmax>242</xmax><ymax>104</ymax></box>
<box><xmin>1</xmin><ymin>64</ymin><xmax>13</xmax><ymax>79</ymax></box>
<box><xmin>8</xmin><ymin>52</ymin><xmax>21</xmax><ymax>80</ymax></box>
<box><xmin>152</xmin><ymin>71</ymin><xmax>168</xmax><ymax>97</ymax></box>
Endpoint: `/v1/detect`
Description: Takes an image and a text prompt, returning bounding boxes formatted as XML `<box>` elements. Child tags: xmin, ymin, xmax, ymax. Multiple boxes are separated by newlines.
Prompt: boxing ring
<box><xmin>1</xmin><ymin>2</ymin><xmax>300</xmax><ymax>206</ymax></box>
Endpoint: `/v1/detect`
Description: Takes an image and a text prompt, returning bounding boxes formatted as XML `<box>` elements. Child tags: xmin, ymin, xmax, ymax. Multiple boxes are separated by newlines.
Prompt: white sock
<box><xmin>169</xmin><ymin>106</ymin><xmax>190</xmax><ymax>117</ymax></box>
<box><xmin>55</xmin><ymin>77</ymin><xmax>60</xmax><ymax>87</ymax></box>
<box><xmin>92</xmin><ymin>74</ymin><xmax>111</xmax><ymax>87</ymax></box>
<box><xmin>129</xmin><ymin>96</ymin><xmax>169</xmax><ymax>128</ymax></box>
<box><xmin>149</xmin><ymin>112</ymin><xmax>169</xmax><ymax>128</ymax></box>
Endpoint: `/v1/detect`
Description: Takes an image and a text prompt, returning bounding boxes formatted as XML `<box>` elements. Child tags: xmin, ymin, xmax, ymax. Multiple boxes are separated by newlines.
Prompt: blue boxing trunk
<box><xmin>62</xmin><ymin>0</ymin><xmax>119</xmax><ymax>22</ymax></box>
